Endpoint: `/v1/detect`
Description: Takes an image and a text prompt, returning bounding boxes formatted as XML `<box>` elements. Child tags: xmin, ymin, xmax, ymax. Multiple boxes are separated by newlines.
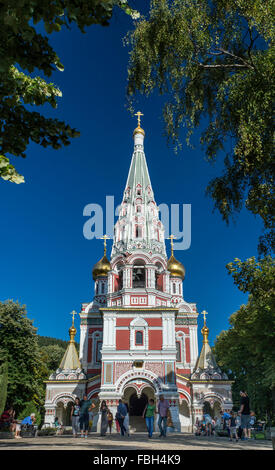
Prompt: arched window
<box><xmin>135</xmin><ymin>331</ymin><xmax>143</xmax><ymax>345</ymax></box>
<box><xmin>136</xmin><ymin>205</ymin><xmax>141</xmax><ymax>213</ymax></box>
<box><xmin>133</xmin><ymin>260</ymin><xmax>145</xmax><ymax>288</ymax></box>
<box><xmin>173</xmin><ymin>283</ymin><xmax>176</xmax><ymax>294</ymax></box>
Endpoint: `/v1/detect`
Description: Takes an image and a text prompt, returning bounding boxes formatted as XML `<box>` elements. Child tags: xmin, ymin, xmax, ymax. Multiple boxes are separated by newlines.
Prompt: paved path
<box><xmin>0</xmin><ymin>433</ymin><xmax>271</xmax><ymax>450</ymax></box>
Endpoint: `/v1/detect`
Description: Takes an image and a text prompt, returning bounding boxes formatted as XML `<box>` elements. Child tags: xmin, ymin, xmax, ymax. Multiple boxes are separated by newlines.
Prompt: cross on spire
<box><xmin>99</xmin><ymin>234</ymin><xmax>111</xmax><ymax>255</ymax></box>
<box><xmin>167</xmin><ymin>234</ymin><xmax>177</xmax><ymax>255</ymax></box>
<box><xmin>70</xmin><ymin>310</ymin><xmax>77</xmax><ymax>326</ymax></box>
<box><xmin>134</xmin><ymin>111</ymin><xmax>144</xmax><ymax>128</ymax></box>
<box><xmin>201</xmin><ymin>310</ymin><xmax>208</xmax><ymax>325</ymax></box>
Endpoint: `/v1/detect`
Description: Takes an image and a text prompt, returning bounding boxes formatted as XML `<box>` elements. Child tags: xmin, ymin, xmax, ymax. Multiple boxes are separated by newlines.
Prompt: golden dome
<box><xmin>167</xmin><ymin>254</ymin><xmax>185</xmax><ymax>279</ymax></box>
<box><xmin>133</xmin><ymin>126</ymin><xmax>145</xmax><ymax>137</ymax></box>
<box><xmin>92</xmin><ymin>254</ymin><xmax>111</xmax><ymax>280</ymax></box>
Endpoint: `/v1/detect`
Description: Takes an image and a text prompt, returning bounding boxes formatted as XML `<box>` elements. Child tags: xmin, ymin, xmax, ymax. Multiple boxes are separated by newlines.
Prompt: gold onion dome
<box><xmin>167</xmin><ymin>234</ymin><xmax>185</xmax><ymax>279</ymax></box>
<box><xmin>92</xmin><ymin>255</ymin><xmax>111</xmax><ymax>280</ymax></box>
<box><xmin>167</xmin><ymin>254</ymin><xmax>185</xmax><ymax>279</ymax></box>
<box><xmin>92</xmin><ymin>236</ymin><xmax>111</xmax><ymax>280</ymax></box>
<box><xmin>133</xmin><ymin>126</ymin><xmax>145</xmax><ymax>137</ymax></box>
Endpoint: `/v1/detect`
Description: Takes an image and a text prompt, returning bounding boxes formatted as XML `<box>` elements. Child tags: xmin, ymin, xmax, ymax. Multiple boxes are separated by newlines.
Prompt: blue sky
<box><xmin>0</xmin><ymin>5</ymin><xmax>263</xmax><ymax>351</ymax></box>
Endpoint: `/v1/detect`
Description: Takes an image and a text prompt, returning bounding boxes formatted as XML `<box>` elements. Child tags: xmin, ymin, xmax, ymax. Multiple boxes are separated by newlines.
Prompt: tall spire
<box><xmin>111</xmin><ymin>114</ymin><xmax>166</xmax><ymax>258</ymax></box>
<box><xmin>59</xmin><ymin>312</ymin><xmax>81</xmax><ymax>370</ymax></box>
<box><xmin>192</xmin><ymin>311</ymin><xmax>218</xmax><ymax>373</ymax></box>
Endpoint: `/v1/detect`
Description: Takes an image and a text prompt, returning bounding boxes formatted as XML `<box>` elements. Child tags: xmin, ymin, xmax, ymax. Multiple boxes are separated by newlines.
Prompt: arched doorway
<box><xmin>129</xmin><ymin>392</ymin><xmax>148</xmax><ymax>416</ymax></box>
<box><xmin>123</xmin><ymin>385</ymin><xmax>155</xmax><ymax>432</ymax></box>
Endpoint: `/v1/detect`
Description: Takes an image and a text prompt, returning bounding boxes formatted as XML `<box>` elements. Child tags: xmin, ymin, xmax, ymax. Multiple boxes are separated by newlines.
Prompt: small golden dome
<box><xmin>133</xmin><ymin>126</ymin><xmax>145</xmax><ymax>137</ymax></box>
<box><xmin>167</xmin><ymin>254</ymin><xmax>185</xmax><ymax>279</ymax></box>
<box><xmin>92</xmin><ymin>254</ymin><xmax>111</xmax><ymax>281</ymax></box>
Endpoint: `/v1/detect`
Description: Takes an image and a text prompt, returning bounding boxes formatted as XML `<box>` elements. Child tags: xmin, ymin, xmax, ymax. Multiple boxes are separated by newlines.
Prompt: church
<box><xmin>44</xmin><ymin>114</ymin><xmax>233</xmax><ymax>432</ymax></box>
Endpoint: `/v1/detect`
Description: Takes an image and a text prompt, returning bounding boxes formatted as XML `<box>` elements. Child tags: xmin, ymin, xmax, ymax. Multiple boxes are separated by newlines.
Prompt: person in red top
<box><xmin>0</xmin><ymin>407</ymin><xmax>16</xmax><ymax>433</ymax></box>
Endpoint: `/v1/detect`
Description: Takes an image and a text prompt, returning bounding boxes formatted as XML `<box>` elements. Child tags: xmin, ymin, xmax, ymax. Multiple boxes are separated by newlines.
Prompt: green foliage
<box><xmin>126</xmin><ymin>0</ymin><xmax>275</xmax><ymax>254</ymax></box>
<box><xmin>213</xmin><ymin>256</ymin><xmax>275</xmax><ymax>419</ymax></box>
<box><xmin>40</xmin><ymin>344</ymin><xmax>67</xmax><ymax>374</ymax></box>
<box><xmin>18</xmin><ymin>402</ymin><xmax>41</xmax><ymax>428</ymax></box>
<box><xmin>0</xmin><ymin>300</ymin><xmax>45</xmax><ymax>413</ymax></box>
<box><xmin>37</xmin><ymin>335</ymin><xmax>78</xmax><ymax>350</ymax></box>
<box><xmin>0</xmin><ymin>362</ymin><xmax>8</xmax><ymax>415</ymax></box>
<box><xmin>0</xmin><ymin>1</ymin><xmax>139</xmax><ymax>184</ymax></box>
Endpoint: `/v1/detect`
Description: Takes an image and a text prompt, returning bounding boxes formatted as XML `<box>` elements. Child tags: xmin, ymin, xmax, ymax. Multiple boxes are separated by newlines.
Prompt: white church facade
<box><xmin>44</xmin><ymin>115</ymin><xmax>233</xmax><ymax>431</ymax></box>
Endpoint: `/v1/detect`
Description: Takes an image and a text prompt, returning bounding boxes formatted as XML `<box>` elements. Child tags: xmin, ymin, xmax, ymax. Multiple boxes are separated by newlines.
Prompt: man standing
<box><xmin>116</xmin><ymin>399</ymin><xmax>127</xmax><ymax>436</ymax></box>
<box><xmin>239</xmin><ymin>391</ymin><xmax>250</xmax><ymax>440</ymax></box>
<box><xmin>157</xmin><ymin>395</ymin><xmax>169</xmax><ymax>438</ymax></box>
<box><xmin>79</xmin><ymin>395</ymin><xmax>95</xmax><ymax>439</ymax></box>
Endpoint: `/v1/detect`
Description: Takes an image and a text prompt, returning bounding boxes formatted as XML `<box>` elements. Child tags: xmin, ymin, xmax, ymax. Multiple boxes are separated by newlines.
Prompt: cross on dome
<box><xmin>134</xmin><ymin>111</ymin><xmax>144</xmax><ymax>128</ymax></box>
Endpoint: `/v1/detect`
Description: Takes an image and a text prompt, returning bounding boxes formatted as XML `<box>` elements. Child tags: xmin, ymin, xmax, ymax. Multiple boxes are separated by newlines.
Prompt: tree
<box><xmin>126</xmin><ymin>0</ymin><xmax>275</xmax><ymax>254</ymax></box>
<box><xmin>40</xmin><ymin>344</ymin><xmax>67</xmax><ymax>374</ymax></box>
<box><xmin>0</xmin><ymin>300</ymin><xmax>45</xmax><ymax>412</ymax></box>
<box><xmin>0</xmin><ymin>362</ymin><xmax>8</xmax><ymax>415</ymax></box>
<box><xmin>0</xmin><ymin>1</ymin><xmax>139</xmax><ymax>184</ymax></box>
<box><xmin>213</xmin><ymin>256</ymin><xmax>275</xmax><ymax>419</ymax></box>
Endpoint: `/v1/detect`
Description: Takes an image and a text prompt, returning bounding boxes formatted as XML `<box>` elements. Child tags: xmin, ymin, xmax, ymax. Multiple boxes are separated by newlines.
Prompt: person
<box><xmin>115</xmin><ymin>415</ymin><xmax>120</xmax><ymax>433</ymax></box>
<box><xmin>239</xmin><ymin>391</ymin><xmax>250</xmax><ymax>440</ymax></box>
<box><xmin>107</xmin><ymin>410</ymin><xmax>113</xmax><ymax>434</ymax></box>
<box><xmin>116</xmin><ymin>399</ymin><xmax>127</xmax><ymax>436</ymax></box>
<box><xmin>203</xmin><ymin>413</ymin><xmax>212</xmax><ymax>436</ymax></box>
<box><xmin>21</xmin><ymin>413</ymin><xmax>36</xmax><ymax>427</ymax></box>
<box><xmin>143</xmin><ymin>398</ymin><xmax>156</xmax><ymax>438</ymax></box>
<box><xmin>248</xmin><ymin>411</ymin><xmax>256</xmax><ymax>439</ymax></box>
<box><xmin>0</xmin><ymin>407</ymin><xmax>19</xmax><ymax>437</ymax></box>
<box><xmin>79</xmin><ymin>395</ymin><xmax>95</xmax><ymax>439</ymax></box>
<box><xmin>236</xmin><ymin>411</ymin><xmax>242</xmax><ymax>439</ymax></box>
<box><xmin>220</xmin><ymin>410</ymin><xmax>230</xmax><ymax>437</ymax></box>
<box><xmin>54</xmin><ymin>417</ymin><xmax>63</xmax><ymax>435</ymax></box>
<box><xmin>123</xmin><ymin>401</ymin><xmax>130</xmax><ymax>437</ymax></box>
<box><xmin>21</xmin><ymin>413</ymin><xmax>37</xmax><ymax>436</ymax></box>
<box><xmin>100</xmin><ymin>400</ymin><xmax>109</xmax><ymax>437</ymax></box>
<box><xmin>157</xmin><ymin>395</ymin><xmax>169</xmax><ymax>438</ymax></box>
<box><xmin>229</xmin><ymin>411</ymin><xmax>238</xmax><ymax>442</ymax></box>
<box><xmin>0</xmin><ymin>407</ymin><xmax>14</xmax><ymax>432</ymax></box>
<box><xmin>71</xmin><ymin>397</ymin><xmax>81</xmax><ymax>438</ymax></box>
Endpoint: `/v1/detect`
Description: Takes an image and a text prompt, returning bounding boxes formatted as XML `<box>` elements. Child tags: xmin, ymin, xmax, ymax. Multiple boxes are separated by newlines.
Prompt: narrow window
<box><xmin>135</xmin><ymin>331</ymin><xmax>143</xmax><ymax>345</ymax></box>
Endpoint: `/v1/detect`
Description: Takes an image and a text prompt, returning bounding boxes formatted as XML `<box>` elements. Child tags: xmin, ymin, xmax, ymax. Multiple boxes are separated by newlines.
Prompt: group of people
<box><xmin>0</xmin><ymin>407</ymin><xmax>36</xmax><ymax>438</ymax></box>
<box><xmin>195</xmin><ymin>391</ymin><xmax>257</xmax><ymax>442</ymax></box>
<box><xmin>1</xmin><ymin>390</ymin><xmax>257</xmax><ymax>441</ymax></box>
<box><xmin>69</xmin><ymin>394</ymin><xmax>172</xmax><ymax>439</ymax></box>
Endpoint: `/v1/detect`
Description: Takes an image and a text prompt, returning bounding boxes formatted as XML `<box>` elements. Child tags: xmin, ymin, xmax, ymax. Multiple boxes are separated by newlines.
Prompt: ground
<box><xmin>0</xmin><ymin>433</ymin><xmax>271</xmax><ymax>450</ymax></box>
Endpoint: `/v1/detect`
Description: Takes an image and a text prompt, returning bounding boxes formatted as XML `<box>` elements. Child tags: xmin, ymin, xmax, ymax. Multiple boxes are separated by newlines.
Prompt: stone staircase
<box><xmin>129</xmin><ymin>416</ymin><xmax>147</xmax><ymax>432</ymax></box>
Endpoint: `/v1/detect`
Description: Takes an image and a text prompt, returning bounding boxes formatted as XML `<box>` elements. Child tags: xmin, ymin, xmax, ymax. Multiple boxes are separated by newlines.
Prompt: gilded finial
<box><xmin>99</xmin><ymin>234</ymin><xmax>111</xmax><ymax>256</ymax></box>
<box><xmin>69</xmin><ymin>310</ymin><xmax>77</xmax><ymax>342</ymax></box>
<box><xmin>201</xmin><ymin>310</ymin><xmax>209</xmax><ymax>344</ymax></box>
<box><xmin>167</xmin><ymin>234</ymin><xmax>177</xmax><ymax>256</ymax></box>
<box><xmin>135</xmin><ymin>111</ymin><xmax>144</xmax><ymax>128</ymax></box>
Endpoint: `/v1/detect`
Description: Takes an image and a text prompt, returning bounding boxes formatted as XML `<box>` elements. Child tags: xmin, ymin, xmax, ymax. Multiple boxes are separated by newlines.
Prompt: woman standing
<box><xmin>143</xmin><ymin>399</ymin><xmax>156</xmax><ymax>439</ymax></box>
<box><xmin>100</xmin><ymin>400</ymin><xmax>109</xmax><ymax>437</ymax></box>
<box><xmin>71</xmin><ymin>397</ymin><xmax>81</xmax><ymax>438</ymax></box>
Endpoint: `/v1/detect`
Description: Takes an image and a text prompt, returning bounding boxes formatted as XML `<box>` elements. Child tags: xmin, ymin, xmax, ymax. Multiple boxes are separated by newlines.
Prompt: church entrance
<box><xmin>129</xmin><ymin>392</ymin><xmax>148</xmax><ymax>416</ymax></box>
<box><xmin>123</xmin><ymin>385</ymin><xmax>155</xmax><ymax>432</ymax></box>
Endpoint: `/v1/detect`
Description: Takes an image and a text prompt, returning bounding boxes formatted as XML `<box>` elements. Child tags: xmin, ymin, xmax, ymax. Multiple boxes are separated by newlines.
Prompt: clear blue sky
<box><xmin>0</xmin><ymin>5</ymin><xmax>263</xmax><ymax>352</ymax></box>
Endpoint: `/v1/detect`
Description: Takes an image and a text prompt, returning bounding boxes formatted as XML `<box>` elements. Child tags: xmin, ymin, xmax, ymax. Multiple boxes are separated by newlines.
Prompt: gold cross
<box><xmin>167</xmin><ymin>234</ymin><xmax>177</xmax><ymax>255</ymax></box>
<box><xmin>70</xmin><ymin>310</ymin><xmax>77</xmax><ymax>325</ymax></box>
<box><xmin>99</xmin><ymin>234</ymin><xmax>111</xmax><ymax>255</ymax></box>
<box><xmin>134</xmin><ymin>111</ymin><xmax>144</xmax><ymax>128</ymax></box>
<box><xmin>201</xmin><ymin>310</ymin><xmax>208</xmax><ymax>324</ymax></box>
